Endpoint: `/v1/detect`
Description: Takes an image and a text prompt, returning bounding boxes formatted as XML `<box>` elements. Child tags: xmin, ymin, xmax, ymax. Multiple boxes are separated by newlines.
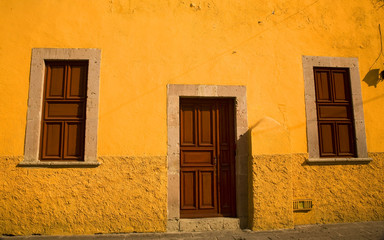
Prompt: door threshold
<box><xmin>167</xmin><ymin>217</ymin><xmax>240</xmax><ymax>232</ymax></box>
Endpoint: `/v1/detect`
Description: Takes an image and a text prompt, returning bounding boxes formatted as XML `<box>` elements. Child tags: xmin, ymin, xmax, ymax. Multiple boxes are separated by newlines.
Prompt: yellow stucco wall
<box><xmin>0</xmin><ymin>0</ymin><xmax>383</xmax><ymax>235</ymax></box>
<box><xmin>0</xmin><ymin>0</ymin><xmax>383</xmax><ymax>156</ymax></box>
<box><xmin>292</xmin><ymin>152</ymin><xmax>384</xmax><ymax>225</ymax></box>
<box><xmin>249</xmin><ymin>154</ymin><xmax>294</xmax><ymax>230</ymax></box>
<box><xmin>0</xmin><ymin>156</ymin><xmax>167</xmax><ymax>235</ymax></box>
<box><xmin>249</xmin><ymin>153</ymin><xmax>384</xmax><ymax>231</ymax></box>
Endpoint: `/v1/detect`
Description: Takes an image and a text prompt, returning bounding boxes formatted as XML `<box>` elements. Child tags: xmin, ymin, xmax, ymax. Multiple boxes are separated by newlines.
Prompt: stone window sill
<box><xmin>306</xmin><ymin>157</ymin><xmax>372</xmax><ymax>165</ymax></box>
<box><xmin>18</xmin><ymin>160</ymin><xmax>100</xmax><ymax>168</ymax></box>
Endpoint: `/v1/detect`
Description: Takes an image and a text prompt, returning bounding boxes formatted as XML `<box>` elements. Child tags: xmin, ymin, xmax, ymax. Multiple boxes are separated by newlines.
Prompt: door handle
<box><xmin>213</xmin><ymin>156</ymin><xmax>217</xmax><ymax>165</ymax></box>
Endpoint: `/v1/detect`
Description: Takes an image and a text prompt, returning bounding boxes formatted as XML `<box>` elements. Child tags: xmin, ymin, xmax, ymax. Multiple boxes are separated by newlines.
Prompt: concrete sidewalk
<box><xmin>1</xmin><ymin>221</ymin><xmax>383</xmax><ymax>240</ymax></box>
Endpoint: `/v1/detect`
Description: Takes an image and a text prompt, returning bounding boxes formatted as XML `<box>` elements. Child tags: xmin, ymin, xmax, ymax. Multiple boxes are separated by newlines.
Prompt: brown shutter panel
<box><xmin>314</xmin><ymin>68</ymin><xmax>356</xmax><ymax>157</ymax></box>
<box><xmin>40</xmin><ymin>61</ymin><xmax>87</xmax><ymax>161</ymax></box>
<box><xmin>337</xmin><ymin>123</ymin><xmax>354</xmax><ymax>155</ymax></box>
<box><xmin>41</xmin><ymin>122</ymin><xmax>63</xmax><ymax>159</ymax></box>
<box><xmin>331</xmin><ymin>70</ymin><xmax>355</xmax><ymax>157</ymax></box>
<box><xmin>63</xmin><ymin>122</ymin><xmax>85</xmax><ymax>159</ymax></box>
<box><xmin>319</xmin><ymin>123</ymin><xmax>336</xmax><ymax>156</ymax></box>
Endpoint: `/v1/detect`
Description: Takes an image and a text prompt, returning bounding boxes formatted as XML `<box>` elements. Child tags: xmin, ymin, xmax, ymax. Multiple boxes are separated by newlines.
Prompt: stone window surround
<box><xmin>20</xmin><ymin>48</ymin><xmax>101</xmax><ymax>167</ymax></box>
<box><xmin>302</xmin><ymin>56</ymin><xmax>371</xmax><ymax>164</ymax></box>
<box><xmin>167</xmin><ymin>84</ymin><xmax>249</xmax><ymax>228</ymax></box>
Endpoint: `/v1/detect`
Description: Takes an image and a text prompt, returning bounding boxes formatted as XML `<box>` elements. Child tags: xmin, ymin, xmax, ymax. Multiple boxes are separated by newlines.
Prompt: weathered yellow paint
<box><xmin>0</xmin><ymin>0</ymin><xmax>383</xmax><ymax>235</ymax></box>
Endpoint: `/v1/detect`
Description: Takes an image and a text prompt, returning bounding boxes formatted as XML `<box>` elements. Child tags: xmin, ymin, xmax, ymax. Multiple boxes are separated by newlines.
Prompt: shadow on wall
<box><xmin>362</xmin><ymin>69</ymin><xmax>384</xmax><ymax>88</ymax></box>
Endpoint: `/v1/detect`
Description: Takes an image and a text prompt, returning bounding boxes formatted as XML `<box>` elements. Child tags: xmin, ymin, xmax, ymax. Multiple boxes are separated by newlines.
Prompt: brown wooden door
<box><xmin>180</xmin><ymin>98</ymin><xmax>236</xmax><ymax>218</ymax></box>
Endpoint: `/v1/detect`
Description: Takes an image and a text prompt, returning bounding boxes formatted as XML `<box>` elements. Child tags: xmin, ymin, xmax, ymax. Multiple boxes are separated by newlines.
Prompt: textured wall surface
<box><xmin>0</xmin><ymin>156</ymin><xmax>167</xmax><ymax>235</ymax></box>
<box><xmin>249</xmin><ymin>154</ymin><xmax>294</xmax><ymax>230</ymax></box>
<box><xmin>292</xmin><ymin>153</ymin><xmax>384</xmax><ymax>225</ymax></box>
<box><xmin>249</xmin><ymin>153</ymin><xmax>384</xmax><ymax>230</ymax></box>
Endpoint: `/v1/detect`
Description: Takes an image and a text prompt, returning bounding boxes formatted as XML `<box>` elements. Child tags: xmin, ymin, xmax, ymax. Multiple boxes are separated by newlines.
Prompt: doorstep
<box><xmin>167</xmin><ymin>217</ymin><xmax>240</xmax><ymax>232</ymax></box>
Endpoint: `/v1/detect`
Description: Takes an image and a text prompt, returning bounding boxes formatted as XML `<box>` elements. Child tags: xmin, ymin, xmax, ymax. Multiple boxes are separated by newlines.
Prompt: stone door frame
<box><xmin>167</xmin><ymin>84</ymin><xmax>249</xmax><ymax>229</ymax></box>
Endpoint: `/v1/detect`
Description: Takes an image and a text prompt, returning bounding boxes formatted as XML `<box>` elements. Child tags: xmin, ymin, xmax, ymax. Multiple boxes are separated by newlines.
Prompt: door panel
<box><xmin>47</xmin><ymin>65</ymin><xmax>65</xmax><ymax>98</ymax></box>
<box><xmin>199</xmin><ymin>171</ymin><xmax>215</xmax><ymax>209</ymax></box>
<box><xmin>68</xmin><ymin>64</ymin><xmax>87</xmax><ymax>98</ymax></box>
<box><xmin>182</xmin><ymin>150</ymin><xmax>213</xmax><ymax>166</ymax></box>
<box><xmin>333</xmin><ymin>71</ymin><xmax>348</xmax><ymax>101</ymax></box>
<box><xmin>199</xmin><ymin>104</ymin><xmax>214</xmax><ymax>146</ymax></box>
<box><xmin>180</xmin><ymin>104</ymin><xmax>196</xmax><ymax>146</ymax></box>
<box><xmin>219</xmin><ymin>150</ymin><xmax>230</xmax><ymax>164</ymax></box>
<box><xmin>180</xmin><ymin>98</ymin><xmax>236</xmax><ymax>218</ymax></box>
<box><xmin>315</xmin><ymin>70</ymin><xmax>331</xmax><ymax>101</ymax></box>
<box><xmin>181</xmin><ymin>171</ymin><xmax>197</xmax><ymax>210</ymax></box>
<box><xmin>217</xmin><ymin>101</ymin><xmax>236</xmax><ymax>216</ymax></box>
<box><xmin>219</xmin><ymin>169</ymin><xmax>231</xmax><ymax>209</ymax></box>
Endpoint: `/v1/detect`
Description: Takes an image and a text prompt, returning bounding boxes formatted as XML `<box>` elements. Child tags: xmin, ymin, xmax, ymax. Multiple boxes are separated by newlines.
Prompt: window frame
<box><xmin>302</xmin><ymin>56</ymin><xmax>371</xmax><ymax>164</ymax></box>
<box><xmin>21</xmin><ymin>48</ymin><xmax>101</xmax><ymax>167</ymax></box>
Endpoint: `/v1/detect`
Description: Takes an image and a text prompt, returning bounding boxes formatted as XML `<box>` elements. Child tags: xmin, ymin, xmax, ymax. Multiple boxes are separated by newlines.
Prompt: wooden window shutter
<box><xmin>314</xmin><ymin>68</ymin><xmax>356</xmax><ymax>157</ymax></box>
<box><xmin>40</xmin><ymin>61</ymin><xmax>88</xmax><ymax>161</ymax></box>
